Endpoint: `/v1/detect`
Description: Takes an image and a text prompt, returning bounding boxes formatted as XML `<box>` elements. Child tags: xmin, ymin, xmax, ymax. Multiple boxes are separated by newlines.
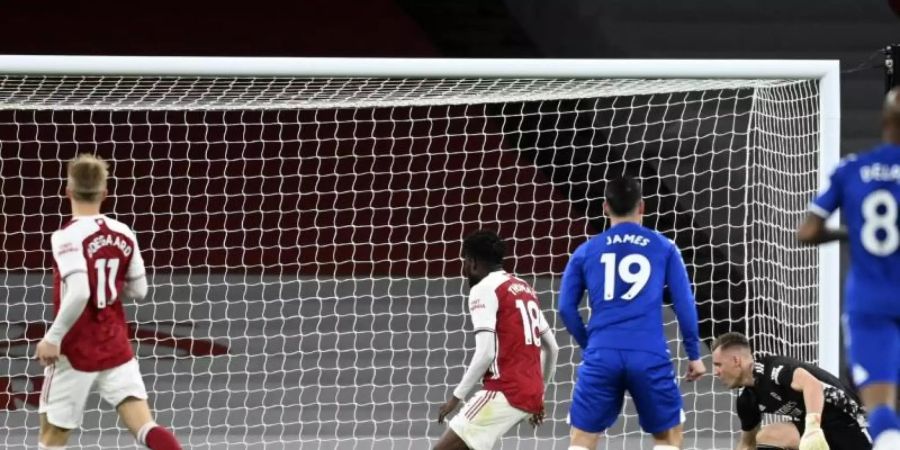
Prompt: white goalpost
<box><xmin>0</xmin><ymin>56</ymin><xmax>839</xmax><ymax>450</ymax></box>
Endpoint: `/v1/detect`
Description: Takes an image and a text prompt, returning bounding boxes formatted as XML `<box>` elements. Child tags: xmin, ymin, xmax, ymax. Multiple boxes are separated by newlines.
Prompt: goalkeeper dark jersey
<box><xmin>735</xmin><ymin>355</ymin><xmax>871</xmax><ymax>449</ymax></box>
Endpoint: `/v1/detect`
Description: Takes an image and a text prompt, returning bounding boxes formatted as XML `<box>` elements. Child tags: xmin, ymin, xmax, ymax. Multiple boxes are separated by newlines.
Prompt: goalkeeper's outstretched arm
<box><xmin>790</xmin><ymin>368</ymin><xmax>828</xmax><ymax>450</ymax></box>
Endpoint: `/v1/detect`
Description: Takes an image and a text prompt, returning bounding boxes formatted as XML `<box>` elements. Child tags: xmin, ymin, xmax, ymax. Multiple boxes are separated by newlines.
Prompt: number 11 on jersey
<box><xmin>94</xmin><ymin>258</ymin><xmax>121</xmax><ymax>309</ymax></box>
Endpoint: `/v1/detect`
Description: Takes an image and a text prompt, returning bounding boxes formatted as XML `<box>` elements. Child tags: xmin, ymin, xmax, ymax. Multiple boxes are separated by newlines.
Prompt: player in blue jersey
<box><xmin>797</xmin><ymin>87</ymin><xmax>900</xmax><ymax>450</ymax></box>
<box><xmin>558</xmin><ymin>176</ymin><xmax>706</xmax><ymax>450</ymax></box>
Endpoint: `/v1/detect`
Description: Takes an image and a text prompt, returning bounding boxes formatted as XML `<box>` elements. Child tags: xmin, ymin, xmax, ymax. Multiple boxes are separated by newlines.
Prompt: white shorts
<box><xmin>38</xmin><ymin>356</ymin><xmax>148</xmax><ymax>429</ymax></box>
<box><xmin>449</xmin><ymin>390</ymin><xmax>530</xmax><ymax>450</ymax></box>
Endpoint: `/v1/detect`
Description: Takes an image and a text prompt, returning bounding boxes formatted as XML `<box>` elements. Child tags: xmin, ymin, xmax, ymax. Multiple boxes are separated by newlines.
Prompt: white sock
<box><xmin>874</xmin><ymin>429</ymin><xmax>900</xmax><ymax>450</ymax></box>
<box><xmin>136</xmin><ymin>421</ymin><xmax>158</xmax><ymax>445</ymax></box>
<box><xmin>568</xmin><ymin>447</ymin><xmax>591</xmax><ymax>450</ymax></box>
<box><xmin>39</xmin><ymin>445</ymin><xmax>66</xmax><ymax>450</ymax></box>
<box><xmin>653</xmin><ymin>446</ymin><xmax>679</xmax><ymax>450</ymax></box>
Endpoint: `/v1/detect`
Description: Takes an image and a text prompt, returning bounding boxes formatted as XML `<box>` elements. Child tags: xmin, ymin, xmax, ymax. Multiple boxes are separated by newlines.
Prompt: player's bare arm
<box><xmin>437</xmin><ymin>396</ymin><xmax>461</xmax><ymax>425</ymax></box>
<box><xmin>790</xmin><ymin>368</ymin><xmax>825</xmax><ymax>416</ymax></box>
<box><xmin>736</xmin><ymin>425</ymin><xmax>759</xmax><ymax>450</ymax></box>
<box><xmin>790</xmin><ymin>368</ymin><xmax>828</xmax><ymax>450</ymax></box>
<box><xmin>796</xmin><ymin>213</ymin><xmax>848</xmax><ymax>244</ymax></box>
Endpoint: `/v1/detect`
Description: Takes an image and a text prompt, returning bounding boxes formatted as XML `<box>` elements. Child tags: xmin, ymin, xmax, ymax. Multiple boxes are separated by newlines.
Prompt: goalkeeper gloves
<box><xmin>799</xmin><ymin>413</ymin><xmax>829</xmax><ymax>450</ymax></box>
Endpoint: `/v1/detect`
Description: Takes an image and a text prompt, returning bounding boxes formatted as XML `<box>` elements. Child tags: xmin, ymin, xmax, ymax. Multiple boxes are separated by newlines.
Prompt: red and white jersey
<box><xmin>468</xmin><ymin>270</ymin><xmax>549</xmax><ymax>414</ymax></box>
<box><xmin>51</xmin><ymin>215</ymin><xmax>145</xmax><ymax>372</ymax></box>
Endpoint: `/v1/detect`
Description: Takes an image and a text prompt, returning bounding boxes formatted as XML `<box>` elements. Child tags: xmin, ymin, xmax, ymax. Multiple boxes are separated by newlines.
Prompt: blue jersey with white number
<box><xmin>811</xmin><ymin>144</ymin><xmax>900</xmax><ymax>315</ymax></box>
<box><xmin>558</xmin><ymin>222</ymin><xmax>701</xmax><ymax>361</ymax></box>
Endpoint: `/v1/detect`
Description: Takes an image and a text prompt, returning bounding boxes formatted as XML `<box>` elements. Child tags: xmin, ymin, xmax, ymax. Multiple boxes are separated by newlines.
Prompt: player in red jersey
<box><xmin>34</xmin><ymin>154</ymin><xmax>181</xmax><ymax>450</ymax></box>
<box><xmin>434</xmin><ymin>230</ymin><xmax>560</xmax><ymax>450</ymax></box>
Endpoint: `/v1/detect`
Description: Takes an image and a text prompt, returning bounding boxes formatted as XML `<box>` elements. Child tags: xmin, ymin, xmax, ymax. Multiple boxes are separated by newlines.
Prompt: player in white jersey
<box><xmin>35</xmin><ymin>154</ymin><xmax>181</xmax><ymax>450</ymax></box>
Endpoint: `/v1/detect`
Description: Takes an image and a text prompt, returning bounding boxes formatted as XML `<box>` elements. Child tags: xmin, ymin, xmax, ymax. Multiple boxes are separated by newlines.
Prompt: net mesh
<box><xmin>0</xmin><ymin>75</ymin><xmax>822</xmax><ymax>449</ymax></box>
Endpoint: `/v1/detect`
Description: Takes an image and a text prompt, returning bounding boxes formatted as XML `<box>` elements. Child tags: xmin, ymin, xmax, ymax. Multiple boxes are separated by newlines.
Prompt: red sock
<box><xmin>143</xmin><ymin>425</ymin><xmax>182</xmax><ymax>450</ymax></box>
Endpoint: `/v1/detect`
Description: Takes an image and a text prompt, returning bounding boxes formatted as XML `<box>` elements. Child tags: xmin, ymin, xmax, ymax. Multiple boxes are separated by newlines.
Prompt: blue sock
<box><xmin>868</xmin><ymin>405</ymin><xmax>900</xmax><ymax>440</ymax></box>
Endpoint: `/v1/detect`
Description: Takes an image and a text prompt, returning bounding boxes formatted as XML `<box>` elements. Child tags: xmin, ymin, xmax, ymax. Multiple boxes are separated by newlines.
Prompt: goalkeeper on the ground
<box><xmin>711</xmin><ymin>332</ymin><xmax>871</xmax><ymax>450</ymax></box>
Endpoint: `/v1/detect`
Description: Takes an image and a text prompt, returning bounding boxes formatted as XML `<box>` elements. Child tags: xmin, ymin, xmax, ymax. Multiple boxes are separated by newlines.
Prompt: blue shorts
<box><xmin>844</xmin><ymin>312</ymin><xmax>900</xmax><ymax>388</ymax></box>
<box><xmin>569</xmin><ymin>348</ymin><xmax>683</xmax><ymax>434</ymax></box>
